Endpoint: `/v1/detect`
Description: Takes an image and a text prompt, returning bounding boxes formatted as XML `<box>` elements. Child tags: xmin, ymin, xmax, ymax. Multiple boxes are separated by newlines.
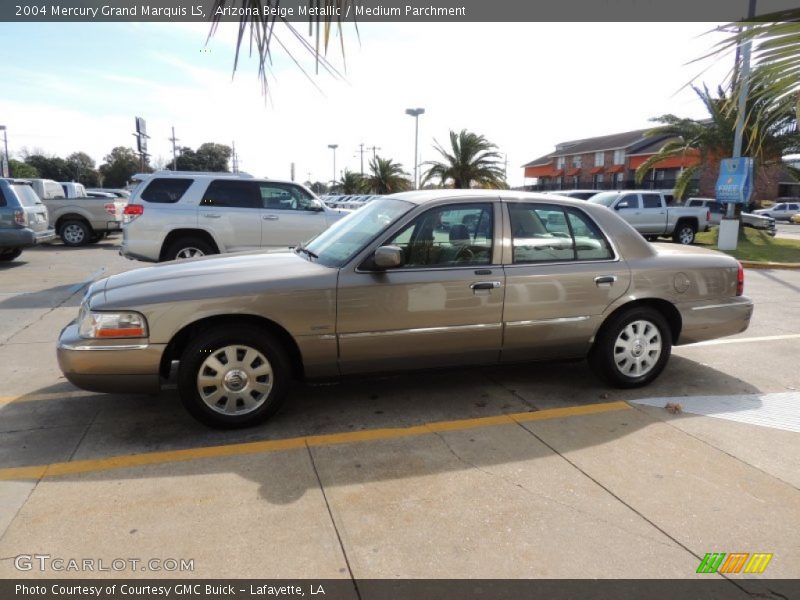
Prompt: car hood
<box><xmin>100</xmin><ymin>250</ymin><xmax>336</xmax><ymax>308</ymax></box>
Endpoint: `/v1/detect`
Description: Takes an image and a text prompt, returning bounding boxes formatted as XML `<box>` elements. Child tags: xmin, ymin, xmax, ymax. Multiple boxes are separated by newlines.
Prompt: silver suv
<box><xmin>121</xmin><ymin>171</ymin><xmax>347</xmax><ymax>262</ymax></box>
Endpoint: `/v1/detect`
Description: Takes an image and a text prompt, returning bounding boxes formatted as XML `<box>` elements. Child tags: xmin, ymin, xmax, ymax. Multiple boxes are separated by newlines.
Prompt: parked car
<box><xmin>754</xmin><ymin>201</ymin><xmax>800</xmax><ymax>221</ymax></box>
<box><xmin>25</xmin><ymin>178</ymin><xmax>123</xmax><ymax>245</ymax></box>
<box><xmin>58</xmin><ymin>190</ymin><xmax>752</xmax><ymax>428</ymax></box>
<box><xmin>87</xmin><ymin>188</ymin><xmax>131</xmax><ymax>199</ymax></box>
<box><xmin>0</xmin><ymin>179</ymin><xmax>56</xmax><ymax>261</ymax></box>
<box><xmin>685</xmin><ymin>197</ymin><xmax>776</xmax><ymax>236</ymax></box>
<box><xmin>589</xmin><ymin>190</ymin><xmax>710</xmax><ymax>244</ymax></box>
<box><xmin>120</xmin><ymin>171</ymin><xmax>349</xmax><ymax>262</ymax></box>
<box><xmin>546</xmin><ymin>190</ymin><xmax>600</xmax><ymax>200</ymax></box>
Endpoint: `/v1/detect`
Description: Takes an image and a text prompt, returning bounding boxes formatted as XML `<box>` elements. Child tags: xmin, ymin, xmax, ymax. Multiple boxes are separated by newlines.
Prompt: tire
<box><xmin>164</xmin><ymin>237</ymin><xmax>215</xmax><ymax>261</ymax></box>
<box><xmin>60</xmin><ymin>220</ymin><xmax>92</xmax><ymax>246</ymax></box>
<box><xmin>0</xmin><ymin>248</ymin><xmax>23</xmax><ymax>262</ymax></box>
<box><xmin>589</xmin><ymin>306</ymin><xmax>672</xmax><ymax>388</ymax></box>
<box><xmin>672</xmin><ymin>221</ymin><xmax>696</xmax><ymax>245</ymax></box>
<box><xmin>644</xmin><ymin>235</ymin><xmax>658</xmax><ymax>242</ymax></box>
<box><xmin>177</xmin><ymin>325</ymin><xmax>291</xmax><ymax>428</ymax></box>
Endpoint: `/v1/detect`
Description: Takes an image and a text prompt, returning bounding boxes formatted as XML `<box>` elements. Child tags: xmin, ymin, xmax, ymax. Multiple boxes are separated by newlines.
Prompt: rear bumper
<box><xmin>676</xmin><ymin>297</ymin><xmax>754</xmax><ymax>345</ymax></box>
<box><xmin>0</xmin><ymin>227</ymin><xmax>55</xmax><ymax>249</ymax></box>
<box><xmin>57</xmin><ymin>321</ymin><xmax>165</xmax><ymax>394</ymax></box>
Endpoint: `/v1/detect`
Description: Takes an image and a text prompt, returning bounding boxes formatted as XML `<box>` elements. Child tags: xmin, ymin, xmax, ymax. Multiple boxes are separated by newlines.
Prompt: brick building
<box><xmin>522</xmin><ymin>128</ymin><xmax>797</xmax><ymax>201</ymax></box>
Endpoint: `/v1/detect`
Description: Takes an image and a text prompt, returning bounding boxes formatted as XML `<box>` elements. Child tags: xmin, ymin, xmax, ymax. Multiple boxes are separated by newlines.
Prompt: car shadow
<box><xmin>0</xmin><ymin>356</ymin><xmax>764</xmax><ymax>506</ymax></box>
<box><xmin>0</xmin><ymin>283</ymin><xmax>86</xmax><ymax>310</ymax></box>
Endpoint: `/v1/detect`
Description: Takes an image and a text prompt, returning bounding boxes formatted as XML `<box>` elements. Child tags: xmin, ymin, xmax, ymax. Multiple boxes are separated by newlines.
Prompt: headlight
<box><xmin>78</xmin><ymin>310</ymin><xmax>148</xmax><ymax>339</ymax></box>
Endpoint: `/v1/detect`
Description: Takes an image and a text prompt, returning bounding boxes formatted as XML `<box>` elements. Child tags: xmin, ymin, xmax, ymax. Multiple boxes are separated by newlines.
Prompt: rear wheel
<box><xmin>672</xmin><ymin>222</ymin><xmax>696</xmax><ymax>245</ymax></box>
<box><xmin>164</xmin><ymin>237</ymin><xmax>215</xmax><ymax>261</ymax></box>
<box><xmin>60</xmin><ymin>220</ymin><xmax>92</xmax><ymax>246</ymax></box>
<box><xmin>589</xmin><ymin>306</ymin><xmax>672</xmax><ymax>388</ymax></box>
<box><xmin>177</xmin><ymin>326</ymin><xmax>291</xmax><ymax>428</ymax></box>
<box><xmin>0</xmin><ymin>248</ymin><xmax>23</xmax><ymax>262</ymax></box>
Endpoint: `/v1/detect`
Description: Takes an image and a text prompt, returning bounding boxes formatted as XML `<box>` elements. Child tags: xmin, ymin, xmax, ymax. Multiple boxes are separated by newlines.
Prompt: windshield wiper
<box><xmin>295</xmin><ymin>245</ymin><xmax>318</xmax><ymax>260</ymax></box>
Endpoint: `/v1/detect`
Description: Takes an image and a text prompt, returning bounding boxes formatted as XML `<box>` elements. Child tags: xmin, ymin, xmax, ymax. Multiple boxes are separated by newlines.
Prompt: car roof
<box><xmin>132</xmin><ymin>171</ymin><xmax>305</xmax><ymax>187</ymax></box>
<box><xmin>387</xmin><ymin>189</ymin><xmax>598</xmax><ymax>208</ymax></box>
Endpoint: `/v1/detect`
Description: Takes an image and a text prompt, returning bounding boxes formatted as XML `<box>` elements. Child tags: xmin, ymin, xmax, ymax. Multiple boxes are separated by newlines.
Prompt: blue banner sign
<box><xmin>715</xmin><ymin>157</ymin><xmax>753</xmax><ymax>204</ymax></box>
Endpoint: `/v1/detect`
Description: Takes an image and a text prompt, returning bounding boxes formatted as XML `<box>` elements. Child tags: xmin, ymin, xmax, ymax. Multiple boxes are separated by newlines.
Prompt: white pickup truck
<box><xmin>588</xmin><ymin>190</ymin><xmax>710</xmax><ymax>245</ymax></box>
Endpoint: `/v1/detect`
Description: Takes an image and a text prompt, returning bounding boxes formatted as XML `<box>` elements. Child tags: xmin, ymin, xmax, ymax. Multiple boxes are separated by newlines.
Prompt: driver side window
<box><xmin>615</xmin><ymin>194</ymin><xmax>640</xmax><ymax>210</ymax></box>
<box><xmin>385</xmin><ymin>203</ymin><xmax>494</xmax><ymax>267</ymax></box>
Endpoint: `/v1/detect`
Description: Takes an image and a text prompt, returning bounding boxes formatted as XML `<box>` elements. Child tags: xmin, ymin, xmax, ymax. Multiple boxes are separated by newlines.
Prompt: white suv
<box><xmin>121</xmin><ymin>171</ymin><xmax>347</xmax><ymax>262</ymax></box>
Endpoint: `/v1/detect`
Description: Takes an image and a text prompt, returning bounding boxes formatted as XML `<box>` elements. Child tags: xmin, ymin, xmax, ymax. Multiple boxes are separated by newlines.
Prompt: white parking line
<box><xmin>632</xmin><ymin>393</ymin><xmax>800</xmax><ymax>433</ymax></box>
<box><xmin>683</xmin><ymin>333</ymin><xmax>800</xmax><ymax>347</ymax></box>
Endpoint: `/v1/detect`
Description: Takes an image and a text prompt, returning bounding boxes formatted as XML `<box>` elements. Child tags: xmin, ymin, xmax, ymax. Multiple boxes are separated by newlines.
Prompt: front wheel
<box><xmin>589</xmin><ymin>307</ymin><xmax>672</xmax><ymax>388</ymax></box>
<box><xmin>672</xmin><ymin>222</ymin><xmax>696</xmax><ymax>245</ymax></box>
<box><xmin>177</xmin><ymin>326</ymin><xmax>291</xmax><ymax>428</ymax></box>
<box><xmin>0</xmin><ymin>248</ymin><xmax>23</xmax><ymax>262</ymax></box>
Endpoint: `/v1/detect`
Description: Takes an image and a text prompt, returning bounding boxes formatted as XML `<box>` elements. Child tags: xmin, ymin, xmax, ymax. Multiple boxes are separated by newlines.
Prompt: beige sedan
<box><xmin>58</xmin><ymin>191</ymin><xmax>753</xmax><ymax>428</ymax></box>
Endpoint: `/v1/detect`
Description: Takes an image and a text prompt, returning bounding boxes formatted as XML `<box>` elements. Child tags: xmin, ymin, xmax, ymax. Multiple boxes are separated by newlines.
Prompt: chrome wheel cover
<box><xmin>63</xmin><ymin>223</ymin><xmax>86</xmax><ymax>244</ymax></box>
<box><xmin>613</xmin><ymin>319</ymin><xmax>662</xmax><ymax>378</ymax></box>
<box><xmin>196</xmin><ymin>345</ymin><xmax>273</xmax><ymax>415</ymax></box>
<box><xmin>176</xmin><ymin>247</ymin><xmax>205</xmax><ymax>259</ymax></box>
<box><xmin>678</xmin><ymin>227</ymin><xmax>694</xmax><ymax>244</ymax></box>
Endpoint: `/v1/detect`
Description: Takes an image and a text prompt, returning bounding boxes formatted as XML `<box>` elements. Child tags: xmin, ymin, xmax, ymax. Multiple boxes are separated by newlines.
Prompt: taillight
<box><xmin>123</xmin><ymin>204</ymin><xmax>143</xmax><ymax>223</ymax></box>
<box><xmin>736</xmin><ymin>262</ymin><xmax>744</xmax><ymax>296</ymax></box>
<box><xmin>14</xmin><ymin>210</ymin><xmax>26</xmax><ymax>226</ymax></box>
<box><xmin>104</xmin><ymin>202</ymin><xmax>116</xmax><ymax>216</ymax></box>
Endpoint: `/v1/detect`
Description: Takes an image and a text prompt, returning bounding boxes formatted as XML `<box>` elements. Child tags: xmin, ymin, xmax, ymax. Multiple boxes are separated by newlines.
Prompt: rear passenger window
<box><xmin>141</xmin><ymin>178</ymin><xmax>193</xmax><ymax>203</ymax></box>
<box><xmin>201</xmin><ymin>180</ymin><xmax>259</xmax><ymax>208</ymax></box>
<box><xmin>642</xmin><ymin>194</ymin><xmax>662</xmax><ymax>209</ymax></box>
<box><xmin>509</xmin><ymin>204</ymin><xmax>613</xmax><ymax>263</ymax></box>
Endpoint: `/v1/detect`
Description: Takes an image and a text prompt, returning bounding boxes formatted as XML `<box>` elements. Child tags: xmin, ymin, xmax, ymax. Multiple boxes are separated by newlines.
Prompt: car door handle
<box><xmin>202</xmin><ymin>213</ymin><xmax>221</xmax><ymax>219</ymax></box>
<box><xmin>594</xmin><ymin>275</ymin><xmax>617</xmax><ymax>287</ymax></box>
<box><xmin>263</xmin><ymin>215</ymin><xmax>279</xmax><ymax>221</ymax></box>
<box><xmin>470</xmin><ymin>281</ymin><xmax>502</xmax><ymax>290</ymax></box>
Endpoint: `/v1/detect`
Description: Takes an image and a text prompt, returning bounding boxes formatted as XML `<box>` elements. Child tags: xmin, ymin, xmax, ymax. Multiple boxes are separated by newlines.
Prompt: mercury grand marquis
<box><xmin>58</xmin><ymin>191</ymin><xmax>753</xmax><ymax>428</ymax></box>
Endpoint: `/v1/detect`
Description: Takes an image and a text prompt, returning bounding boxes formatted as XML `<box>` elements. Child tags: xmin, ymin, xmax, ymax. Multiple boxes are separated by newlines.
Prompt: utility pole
<box><xmin>719</xmin><ymin>0</ymin><xmax>756</xmax><ymax>250</ymax></box>
<box><xmin>355</xmin><ymin>143</ymin><xmax>366</xmax><ymax>175</ymax></box>
<box><xmin>368</xmin><ymin>145</ymin><xmax>381</xmax><ymax>162</ymax></box>
<box><xmin>328</xmin><ymin>144</ymin><xmax>338</xmax><ymax>185</ymax></box>
<box><xmin>168</xmin><ymin>126</ymin><xmax>179</xmax><ymax>171</ymax></box>
<box><xmin>405</xmin><ymin>108</ymin><xmax>425</xmax><ymax>189</ymax></box>
<box><xmin>0</xmin><ymin>125</ymin><xmax>10</xmax><ymax>177</ymax></box>
<box><xmin>231</xmin><ymin>141</ymin><xmax>239</xmax><ymax>173</ymax></box>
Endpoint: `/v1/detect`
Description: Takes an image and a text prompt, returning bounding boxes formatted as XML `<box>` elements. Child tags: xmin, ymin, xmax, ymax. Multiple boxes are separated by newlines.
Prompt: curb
<box><xmin>740</xmin><ymin>260</ymin><xmax>800</xmax><ymax>270</ymax></box>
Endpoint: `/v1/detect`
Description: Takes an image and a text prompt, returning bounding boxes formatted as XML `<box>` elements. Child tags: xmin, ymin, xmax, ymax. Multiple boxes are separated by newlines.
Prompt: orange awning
<box><xmin>566</xmin><ymin>168</ymin><xmax>581</xmax><ymax>177</ymax></box>
<box><xmin>606</xmin><ymin>165</ymin><xmax>625</xmax><ymax>173</ymax></box>
<box><xmin>552</xmin><ymin>169</ymin><xmax>564</xmax><ymax>177</ymax></box>
<box><xmin>628</xmin><ymin>150</ymin><xmax>701</xmax><ymax>170</ymax></box>
<box><xmin>524</xmin><ymin>164</ymin><xmax>556</xmax><ymax>178</ymax></box>
<box><xmin>590</xmin><ymin>166</ymin><xmax>605</xmax><ymax>174</ymax></box>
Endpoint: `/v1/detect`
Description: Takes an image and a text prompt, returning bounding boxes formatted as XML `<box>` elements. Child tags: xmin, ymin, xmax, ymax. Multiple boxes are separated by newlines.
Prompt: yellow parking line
<box><xmin>0</xmin><ymin>401</ymin><xmax>630</xmax><ymax>481</ymax></box>
<box><xmin>0</xmin><ymin>391</ymin><xmax>100</xmax><ymax>406</ymax></box>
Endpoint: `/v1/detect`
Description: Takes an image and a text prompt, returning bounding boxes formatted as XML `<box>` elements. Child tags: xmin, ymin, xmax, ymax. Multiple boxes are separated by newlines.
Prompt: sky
<box><xmin>0</xmin><ymin>21</ymin><xmax>735</xmax><ymax>187</ymax></box>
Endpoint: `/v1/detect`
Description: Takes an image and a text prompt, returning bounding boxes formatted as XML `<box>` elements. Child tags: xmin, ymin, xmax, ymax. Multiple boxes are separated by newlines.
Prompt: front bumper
<box><xmin>676</xmin><ymin>296</ymin><xmax>754</xmax><ymax>345</ymax></box>
<box><xmin>57</xmin><ymin>321</ymin><xmax>166</xmax><ymax>394</ymax></box>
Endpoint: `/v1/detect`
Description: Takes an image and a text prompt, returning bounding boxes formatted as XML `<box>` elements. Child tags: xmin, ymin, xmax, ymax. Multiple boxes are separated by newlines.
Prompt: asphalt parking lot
<box><xmin>776</xmin><ymin>221</ymin><xmax>800</xmax><ymax>241</ymax></box>
<box><xmin>0</xmin><ymin>238</ymin><xmax>798</xmax><ymax>588</ymax></box>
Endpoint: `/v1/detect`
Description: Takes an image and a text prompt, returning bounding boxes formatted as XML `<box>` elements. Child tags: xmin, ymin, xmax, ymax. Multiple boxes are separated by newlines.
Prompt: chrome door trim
<box><xmin>505</xmin><ymin>316</ymin><xmax>590</xmax><ymax>327</ymax></box>
<box><xmin>57</xmin><ymin>341</ymin><xmax>149</xmax><ymax>351</ymax></box>
<box><xmin>340</xmin><ymin>322</ymin><xmax>502</xmax><ymax>339</ymax></box>
<box><xmin>691</xmin><ymin>302</ymin><xmax>742</xmax><ymax>311</ymax></box>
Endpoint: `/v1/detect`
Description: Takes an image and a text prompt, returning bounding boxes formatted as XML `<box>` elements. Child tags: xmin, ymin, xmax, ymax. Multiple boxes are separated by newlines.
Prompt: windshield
<box><xmin>588</xmin><ymin>192</ymin><xmax>620</xmax><ymax>207</ymax></box>
<box><xmin>303</xmin><ymin>198</ymin><xmax>414</xmax><ymax>268</ymax></box>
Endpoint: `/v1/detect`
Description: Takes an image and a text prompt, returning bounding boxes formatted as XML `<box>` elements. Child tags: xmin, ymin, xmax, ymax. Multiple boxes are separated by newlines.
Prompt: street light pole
<box><xmin>405</xmin><ymin>108</ymin><xmax>425</xmax><ymax>189</ymax></box>
<box><xmin>328</xmin><ymin>144</ymin><xmax>338</xmax><ymax>186</ymax></box>
<box><xmin>0</xmin><ymin>126</ymin><xmax>10</xmax><ymax>178</ymax></box>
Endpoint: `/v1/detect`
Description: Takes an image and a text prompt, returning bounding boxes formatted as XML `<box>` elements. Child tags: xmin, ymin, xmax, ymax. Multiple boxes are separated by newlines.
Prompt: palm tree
<box><xmin>338</xmin><ymin>170</ymin><xmax>365</xmax><ymax>194</ymax></box>
<box><xmin>421</xmin><ymin>130</ymin><xmax>507</xmax><ymax>189</ymax></box>
<box><xmin>635</xmin><ymin>83</ymin><xmax>799</xmax><ymax>200</ymax></box>
<box><xmin>362</xmin><ymin>157</ymin><xmax>411</xmax><ymax>194</ymax></box>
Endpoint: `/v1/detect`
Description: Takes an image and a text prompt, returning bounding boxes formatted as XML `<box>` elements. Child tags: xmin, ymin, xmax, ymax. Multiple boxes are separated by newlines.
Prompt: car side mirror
<box><xmin>373</xmin><ymin>245</ymin><xmax>403</xmax><ymax>269</ymax></box>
